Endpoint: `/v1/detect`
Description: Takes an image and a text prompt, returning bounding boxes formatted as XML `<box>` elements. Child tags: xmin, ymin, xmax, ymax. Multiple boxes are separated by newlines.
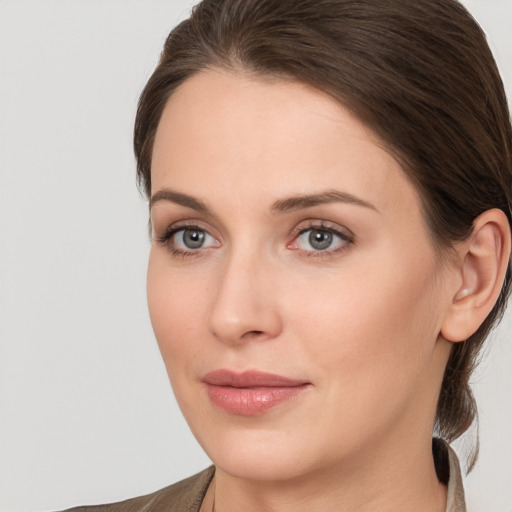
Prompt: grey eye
<box><xmin>294</xmin><ymin>226</ymin><xmax>349</xmax><ymax>253</ymax></box>
<box><xmin>181</xmin><ymin>229</ymin><xmax>206</xmax><ymax>249</ymax></box>
<box><xmin>308</xmin><ymin>229</ymin><xmax>333</xmax><ymax>250</ymax></box>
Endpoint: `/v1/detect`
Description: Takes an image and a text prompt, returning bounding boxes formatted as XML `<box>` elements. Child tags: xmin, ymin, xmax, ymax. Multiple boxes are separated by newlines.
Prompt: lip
<box><xmin>202</xmin><ymin>369</ymin><xmax>311</xmax><ymax>416</ymax></box>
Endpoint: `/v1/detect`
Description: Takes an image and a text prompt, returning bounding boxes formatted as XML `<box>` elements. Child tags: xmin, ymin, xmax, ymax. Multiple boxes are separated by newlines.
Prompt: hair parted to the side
<box><xmin>134</xmin><ymin>0</ymin><xmax>512</xmax><ymax>469</ymax></box>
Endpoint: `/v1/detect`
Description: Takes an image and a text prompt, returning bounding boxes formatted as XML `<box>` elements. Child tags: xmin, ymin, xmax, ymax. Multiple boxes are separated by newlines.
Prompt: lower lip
<box><xmin>205</xmin><ymin>384</ymin><xmax>310</xmax><ymax>415</ymax></box>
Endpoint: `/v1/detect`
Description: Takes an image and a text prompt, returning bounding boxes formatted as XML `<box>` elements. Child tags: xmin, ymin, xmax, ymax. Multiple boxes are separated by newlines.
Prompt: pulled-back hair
<box><xmin>134</xmin><ymin>0</ymin><xmax>512</xmax><ymax>466</ymax></box>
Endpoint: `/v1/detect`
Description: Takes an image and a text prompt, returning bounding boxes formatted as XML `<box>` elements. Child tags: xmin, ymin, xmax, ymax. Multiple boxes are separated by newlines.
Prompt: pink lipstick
<box><xmin>202</xmin><ymin>370</ymin><xmax>310</xmax><ymax>416</ymax></box>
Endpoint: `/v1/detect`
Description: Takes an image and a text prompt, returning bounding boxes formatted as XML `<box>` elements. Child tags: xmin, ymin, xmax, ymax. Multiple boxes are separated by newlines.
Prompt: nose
<box><xmin>207</xmin><ymin>248</ymin><xmax>283</xmax><ymax>346</ymax></box>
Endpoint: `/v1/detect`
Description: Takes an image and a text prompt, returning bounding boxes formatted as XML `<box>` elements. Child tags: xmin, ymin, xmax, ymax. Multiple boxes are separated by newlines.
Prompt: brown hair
<box><xmin>134</xmin><ymin>0</ymin><xmax>512</xmax><ymax>466</ymax></box>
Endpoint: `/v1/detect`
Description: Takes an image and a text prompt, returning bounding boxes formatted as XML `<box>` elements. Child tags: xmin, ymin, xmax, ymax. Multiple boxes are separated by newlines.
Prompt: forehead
<box><xmin>151</xmin><ymin>69</ymin><xmax>422</xmax><ymax>221</ymax></box>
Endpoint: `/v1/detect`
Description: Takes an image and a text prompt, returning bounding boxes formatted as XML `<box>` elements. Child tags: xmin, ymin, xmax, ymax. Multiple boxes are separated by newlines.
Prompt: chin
<box><xmin>210</xmin><ymin>446</ymin><xmax>312</xmax><ymax>482</ymax></box>
<box><xmin>190</xmin><ymin>420</ymin><xmax>340</xmax><ymax>483</ymax></box>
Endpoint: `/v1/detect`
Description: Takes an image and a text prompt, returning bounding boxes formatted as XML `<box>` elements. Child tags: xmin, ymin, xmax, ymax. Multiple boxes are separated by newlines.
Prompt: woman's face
<box><xmin>148</xmin><ymin>69</ymin><xmax>454</xmax><ymax>481</ymax></box>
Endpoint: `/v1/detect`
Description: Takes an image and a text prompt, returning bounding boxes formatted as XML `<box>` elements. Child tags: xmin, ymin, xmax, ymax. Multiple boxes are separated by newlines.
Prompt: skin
<box><xmin>147</xmin><ymin>69</ymin><xmax>466</xmax><ymax>511</ymax></box>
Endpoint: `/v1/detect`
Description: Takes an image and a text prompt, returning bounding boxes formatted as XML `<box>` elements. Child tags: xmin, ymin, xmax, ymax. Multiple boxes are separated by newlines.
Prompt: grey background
<box><xmin>1</xmin><ymin>1</ymin><xmax>510</xmax><ymax>511</ymax></box>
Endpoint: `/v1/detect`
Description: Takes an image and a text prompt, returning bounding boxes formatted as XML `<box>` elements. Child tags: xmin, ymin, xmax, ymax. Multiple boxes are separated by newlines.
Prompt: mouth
<box><xmin>201</xmin><ymin>369</ymin><xmax>311</xmax><ymax>416</ymax></box>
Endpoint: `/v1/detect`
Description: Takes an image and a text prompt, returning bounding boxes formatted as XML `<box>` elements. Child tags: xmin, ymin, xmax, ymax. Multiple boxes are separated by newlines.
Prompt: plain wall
<box><xmin>1</xmin><ymin>1</ymin><xmax>510</xmax><ymax>511</ymax></box>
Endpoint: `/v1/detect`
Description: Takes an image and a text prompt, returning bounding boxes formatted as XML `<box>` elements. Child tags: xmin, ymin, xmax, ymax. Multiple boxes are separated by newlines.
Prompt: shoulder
<box><xmin>61</xmin><ymin>467</ymin><xmax>215</xmax><ymax>512</ymax></box>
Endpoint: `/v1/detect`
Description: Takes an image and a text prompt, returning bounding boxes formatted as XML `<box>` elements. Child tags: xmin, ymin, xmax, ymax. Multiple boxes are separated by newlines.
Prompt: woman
<box><xmin>71</xmin><ymin>0</ymin><xmax>511</xmax><ymax>510</ymax></box>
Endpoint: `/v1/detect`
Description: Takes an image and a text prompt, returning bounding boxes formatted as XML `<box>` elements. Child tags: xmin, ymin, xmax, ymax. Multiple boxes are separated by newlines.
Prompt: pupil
<box><xmin>183</xmin><ymin>229</ymin><xmax>205</xmax><ymax>249</ymax></box>
<box><xmin>309</xmin><ymin>229</ymin><xmax>332</xmax><ymax>250</ymax></box>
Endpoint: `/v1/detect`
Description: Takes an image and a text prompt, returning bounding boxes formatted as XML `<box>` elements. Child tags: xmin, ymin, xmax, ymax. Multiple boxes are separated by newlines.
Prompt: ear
<box><xmin>441</xmin><ymin>209</ymin><xmax>511</xmax><ymax>343</ymax></box>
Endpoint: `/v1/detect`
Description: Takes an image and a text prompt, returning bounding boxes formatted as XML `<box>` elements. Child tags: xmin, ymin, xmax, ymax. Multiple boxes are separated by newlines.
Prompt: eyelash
<box><xmin>155</xmin><ymin>221</ymin><xmax>354</xmax><ymax>258</ymax></box>
<box><xmin>290</xmin><ymin>221</ymin><xmax>354</xmax><ymax>258</ymax></box>
<box><xmin>156</xmin><ymin>223</ymin><xmax>215</xmax><ymax>258</ymax></box>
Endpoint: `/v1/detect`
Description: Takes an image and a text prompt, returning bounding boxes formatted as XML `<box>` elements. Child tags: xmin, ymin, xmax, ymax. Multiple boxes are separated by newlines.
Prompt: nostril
<box><xmin>242</xmin><ymin>330</ymin><xmax>264</xmax><ymax>339</ymax></box>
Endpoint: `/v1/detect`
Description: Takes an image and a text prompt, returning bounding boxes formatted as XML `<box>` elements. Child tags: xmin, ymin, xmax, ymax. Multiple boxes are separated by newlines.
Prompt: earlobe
<box><xmin>441</xmin><ymin>209</ymin><xmax>511</xmax><ymax>343</ymax></box>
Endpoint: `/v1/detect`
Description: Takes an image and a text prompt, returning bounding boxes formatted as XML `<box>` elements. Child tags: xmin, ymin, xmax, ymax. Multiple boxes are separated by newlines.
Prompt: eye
<box><xmin>174</xmin><ymin>228</ymin><xmax>211</xmax><ymax>249</ymax></box>
<box><xmin>300</xmin><ymin>229</ymin><xmax>336</xmax><ymax>251</ymax></box>
<box><xmin>290</xmin><ymin>224</ymin><xmax>353</xmax><ymax>254</ymax></box>
<box><xmin>157</xmin><ymin>225</ymin><xmax>220</xmax><ymax>254</ymax></box>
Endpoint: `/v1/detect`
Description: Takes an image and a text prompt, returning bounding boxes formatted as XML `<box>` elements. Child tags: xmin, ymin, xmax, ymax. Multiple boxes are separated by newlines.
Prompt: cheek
<box><xmin>289</xmin><ymin>248</ymin><xmax>442</xmax><ymax>401</ymax></box>
<box><xmin>278</xmin><ymin>257</ymin><xmax>443</xmax><ymax>460</ymax></box>
<box><xmin>146</xmin><ymin>251</ymin><xmax>208</xmax><ymax>373</ymax></box>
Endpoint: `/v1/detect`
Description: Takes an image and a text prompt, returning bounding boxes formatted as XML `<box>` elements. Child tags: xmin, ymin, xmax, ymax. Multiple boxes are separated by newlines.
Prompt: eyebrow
<box><xmin>270</xmin><ymin>190</ymin><xmax>378</xmax><ymax>214</ymax></box>
<box><xmin>149</xmin><ymin>189</ymin><xmax>209</xmax><ymax>213</ymax></box>
<box><xmin>149</xmin><ymin>188</ymin><xmax>378</xmax><ymax>214</ymax></box>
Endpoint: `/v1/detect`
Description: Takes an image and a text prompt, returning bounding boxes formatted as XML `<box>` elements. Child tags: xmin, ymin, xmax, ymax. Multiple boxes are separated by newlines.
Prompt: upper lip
<box><xmin>202</xmin><ymin>369</ymin><xmax>309</xmax><ymax>388</ymax></box>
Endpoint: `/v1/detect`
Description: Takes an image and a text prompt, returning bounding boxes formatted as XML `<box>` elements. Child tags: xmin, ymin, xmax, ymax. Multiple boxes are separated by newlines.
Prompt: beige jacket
<box><xmin>64</xmin><ymin>441</ymin><xmax>466</xmax><ymax>512</ymax></box>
